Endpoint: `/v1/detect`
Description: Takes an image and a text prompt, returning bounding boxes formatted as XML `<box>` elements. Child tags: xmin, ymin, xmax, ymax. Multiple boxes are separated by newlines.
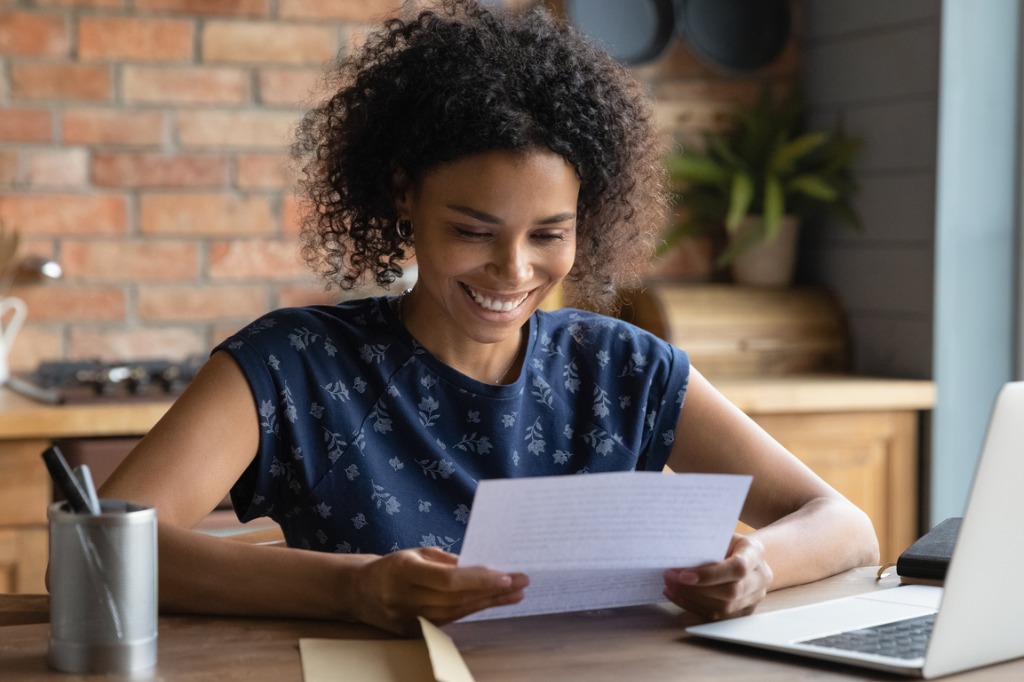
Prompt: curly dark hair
<box><xmin>293</xmin><ymin>0</ymin><xmax>667</xmax><ymax>313</ymax></box>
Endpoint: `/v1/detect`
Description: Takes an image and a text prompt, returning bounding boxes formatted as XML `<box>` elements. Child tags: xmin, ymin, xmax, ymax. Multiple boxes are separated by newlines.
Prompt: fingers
<box><xmin>356</xmin><ymin>548</ymin><xmax>530</xmax><ymax>634</ymax></box>
<box><xmin>403</xmin><ymin>548</ymin><xmax>528</xmax><ymax>595</ymax></box>
<box><xmin>419</xmin><ymin>583</ymin><xmax>528</xmax><ymax>625</ymax></box>
<box><xmin>663</xmin><ymin>535</ymin><xmax>772</xmax><ymax>620</ymax></box>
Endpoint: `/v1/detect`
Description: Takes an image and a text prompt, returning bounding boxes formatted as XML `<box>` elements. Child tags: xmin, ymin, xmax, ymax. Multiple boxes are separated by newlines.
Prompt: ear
<box><xmin>392</xmin><ymin>168</ymin><xmax>414</xmax><ymax>220</ymax></box>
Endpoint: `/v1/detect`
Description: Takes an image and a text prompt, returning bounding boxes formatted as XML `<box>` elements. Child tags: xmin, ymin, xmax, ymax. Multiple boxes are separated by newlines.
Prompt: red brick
<box><xmin>202</xmin><ymin>21</ymin><xmax>336</xmax><ymax>65</ymax></box>
<box><xmin>137</xmin><ymin>284</ymin><xmax>269</xmax><ymax>322</ymax></box>
<box><xmin>69</xmin><ymin>326</ymin><xmax>208</xmax><ymax>363</ymax></box>
<box><xmin>278</xmin><ymin>0</ymin><xmax>399</xmax><ymax>21</ymax></box>
<box><xmin>34</xmin><ymin>1</ymin><xmax>123</xmax><ymax>7</ymax></box>
<box><xmin>24</xmin><ymin>148</ymin><xmax>89</xmax><ymax>187</ymax></box>
<box><xmin>92</xmin><ymin>153</ymin><xmax>228</xmax><ymax>188</ymax></box>
<box><xmin>135</xmin><ymin>0</ymin><xmax>268</xmax><ymax>17</ymax></box>
<box><xmin>123</xmin><ymin>66</ymin><xmax>250</xmax><ymax>105</ymax></box>
<box><xmin>4</xmin><ymin>324</ymin><xmax>62</xmax><ymax>374</ymax></box>
<box><xmin>344</xmin><ymin>26</ymin><xmax>371</xmax><ymax>56</ymax></box>
<box><xmin>208</xmin><ymin>238</ymin><xmax>308</xmax><ymax>280</ymax></box>
<box><xmin>0</xmin><ymin>151</ymin><xmax>18</xmax><ymax>185</ymax></box>
<box><xmin>10</xmin><ymin>63</ymin><xmax>112</xmax><ymax>101</ymax></box>
<box><xmin>277</xmin><ymin>283</ymin><xmax>340</xmax><ymax>309</ymax></box>
<box><xmin>281</xmin><ymin>193</ymin><xmax>308</xmax><ymax>234</ymax></box>
<box><xmin>235</xmin><ymin>153</ymin><xmax>294</xmax><ymax>189</ymax></box>
<box><xmin>257</xmin><ymin>68</ymin><xmax>330</xmax><ymax>106</ymax></box>
<box><xmin>79</xmin><ymin>17</ymin><xmax>193</xmax><ymax>62</ymax></box>
<box><xmin>2</xmin><ymin>237</ymin><xmax>57</xmax><ymax>264</ymax></box>
<box><xmin>62</xmin><ymin>240</ymin><xmax>200</xmax><ymax>281</ymax></box>
<box><xmin>176</xmin><ymin>110</ymin><xmax>297</xmax><ymax>149</ymax></box>
<box><xmin>140</xmin><ymin>193</ymin><xmax>274</xmax><ymax>235</ymax></box>
<box><xmin>0</xmin><ymin>12</ymin><xmax>69</xmax><ymax>57</ymax></box>
<box><xmin>0</xmin><ymin>109</ymin><xmax>53</xmax><ymax>142</ymax></box>
<box><xmin>210</xmin><ymin>321</ymin><xmax>245</xmax><ymax>346</ymax></box>
<box><xmin>8</xmin><ymin>285</ymin><xmax>126</xmax><ymax>322</ymax></box>
<box><xmin>0</xmin><ymin>193</ymin><xmax>127</xmax><ymax>234</ymax></box>
<box><xmin>63</xmin><ymin>109</ymin><xmax>164</xmax><ymax>145</ymax></box>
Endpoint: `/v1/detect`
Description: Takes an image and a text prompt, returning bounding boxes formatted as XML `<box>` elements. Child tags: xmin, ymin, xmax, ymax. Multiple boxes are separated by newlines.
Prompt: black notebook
<box><xmin>896</xmin><ymin>517</ymin><xmax>961</xmax><ymax>585</ymax></box>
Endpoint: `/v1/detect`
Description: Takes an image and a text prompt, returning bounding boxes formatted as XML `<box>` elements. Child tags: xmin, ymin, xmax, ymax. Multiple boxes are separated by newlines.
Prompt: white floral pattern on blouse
<box><xmin>216</xmin><ymin>297</ymin><xmax>690</xmax><ymax>555</ymax></box>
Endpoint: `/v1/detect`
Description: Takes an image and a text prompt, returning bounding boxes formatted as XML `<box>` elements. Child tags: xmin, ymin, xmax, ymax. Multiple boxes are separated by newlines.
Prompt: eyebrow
<box><xmin>447</xmin><ymin>204</ymin><xmax>576</xmax><ymax>225</ymax></box>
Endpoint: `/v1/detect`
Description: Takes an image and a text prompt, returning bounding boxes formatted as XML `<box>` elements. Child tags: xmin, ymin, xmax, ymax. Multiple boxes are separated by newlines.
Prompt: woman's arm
<box><xmin>98</xmin><ymin>352</ymin><xmax>526</xmax><ymax>635</ymax></box>
<box><xmin>663</xmin><ymin>367</ymin><xmax>879</xmax><ymax>619</ymax></box>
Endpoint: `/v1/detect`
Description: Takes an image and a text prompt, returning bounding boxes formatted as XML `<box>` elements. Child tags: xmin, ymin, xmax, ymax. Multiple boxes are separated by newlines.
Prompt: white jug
<box><xmin>0</xmin><ymin>296</ymin><xmax>27</xmax><ymax>385</ymax></box>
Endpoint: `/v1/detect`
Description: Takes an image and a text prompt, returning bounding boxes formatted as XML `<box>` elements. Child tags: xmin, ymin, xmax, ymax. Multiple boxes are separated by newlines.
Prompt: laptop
<box><xmin>686</xmin><ymin>381</ymin><xmax>1024</xmax><ymax>679</ymax></box>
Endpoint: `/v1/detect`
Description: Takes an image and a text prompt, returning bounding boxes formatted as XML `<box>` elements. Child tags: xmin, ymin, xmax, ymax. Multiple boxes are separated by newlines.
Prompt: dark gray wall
<box><xmin>799</xmin><ymin>0</ymin><xmax>940</xmax><ymax>379</ymax></box>
<box><xmin>801</xmin><ymin>0</ymin><xmax>1021</xmax><ymax>525</ymax></box>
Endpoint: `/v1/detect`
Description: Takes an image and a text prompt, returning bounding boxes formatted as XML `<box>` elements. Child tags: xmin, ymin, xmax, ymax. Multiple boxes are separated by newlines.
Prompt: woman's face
<box><xmin>397</xmin><ymin>148</ymin><xmax>579</xmax><ymax>350</ymax></box>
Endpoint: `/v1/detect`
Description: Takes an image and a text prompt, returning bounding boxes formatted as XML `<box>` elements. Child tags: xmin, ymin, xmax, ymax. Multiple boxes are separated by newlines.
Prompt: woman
<box><xmin>100</xmin><ymin>0</ymin><xmax>878</xmax><ymax>636</ymax></box>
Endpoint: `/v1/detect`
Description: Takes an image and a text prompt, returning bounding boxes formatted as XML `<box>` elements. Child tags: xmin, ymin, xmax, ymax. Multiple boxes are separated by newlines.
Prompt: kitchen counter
<box><xmin>0</xmin><ymin>374</ymin><xmax>934</xmax><ymax>593</ymax></box>
<box><xmin>0</xmin><ymin>389</ymin><xmax>172</xmax><ymax>440</ymax></box>
<box><xmin>0</xmin><ymin>375</ymin><xmax>934</xmax><ymax>437</ymax></box>
<box><xmin>712</xmin><ymin>374</ymin><xmax>935</xmax><ymax>413</ymax></box>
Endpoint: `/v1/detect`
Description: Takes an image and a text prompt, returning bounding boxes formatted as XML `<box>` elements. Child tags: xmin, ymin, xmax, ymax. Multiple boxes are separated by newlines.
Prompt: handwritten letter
<box><xmin>457</xmin><ymin>471</ymin><xmax>751</xmax><ymax>620</ymax></box>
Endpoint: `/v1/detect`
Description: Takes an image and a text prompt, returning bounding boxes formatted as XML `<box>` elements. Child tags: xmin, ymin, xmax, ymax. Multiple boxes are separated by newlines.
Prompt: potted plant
<box><xmin>659</xmin><ymin>88</ymin><xmax>863</xmax><ymax>286</ymax></box>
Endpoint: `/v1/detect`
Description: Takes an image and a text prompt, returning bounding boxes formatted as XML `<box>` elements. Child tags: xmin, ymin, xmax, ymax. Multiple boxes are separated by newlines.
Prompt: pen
<box><xmin>74</xmin><ymin>464</ymin><xmax>102</xmax><ymax>516</ymax></box>
<box><xmin>42</xmin><ymin>445</ymin><xmax>97</xmax><ymax>515</ymax></box>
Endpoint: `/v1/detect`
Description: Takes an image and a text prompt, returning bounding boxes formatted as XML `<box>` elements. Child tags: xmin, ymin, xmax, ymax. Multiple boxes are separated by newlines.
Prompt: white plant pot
<box><xmin>730</xmin><ymin>216</ymin><xmax>800</xmax><ymax>287</ymax></box>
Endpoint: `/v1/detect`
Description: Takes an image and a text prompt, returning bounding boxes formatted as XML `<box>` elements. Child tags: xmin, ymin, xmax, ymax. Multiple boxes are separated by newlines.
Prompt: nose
<box><xmin>486</xmin><ymin>238</ymin><xmax>531</xmax><ymax>285</ymax></box>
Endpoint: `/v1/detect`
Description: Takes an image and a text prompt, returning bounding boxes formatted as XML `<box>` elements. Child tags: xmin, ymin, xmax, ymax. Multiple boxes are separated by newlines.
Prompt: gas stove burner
<box><xmin>24</xmin><ymin>355</ymin><xmax>206</xmax><ymax>404</ymax></box>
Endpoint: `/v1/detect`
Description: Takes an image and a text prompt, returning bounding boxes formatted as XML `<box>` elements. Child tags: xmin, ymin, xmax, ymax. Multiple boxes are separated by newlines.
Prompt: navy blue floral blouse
<box><xmin>216</xmin><ymin>296</ymin><xmax>690</xmax><ymax>555</ymax></box>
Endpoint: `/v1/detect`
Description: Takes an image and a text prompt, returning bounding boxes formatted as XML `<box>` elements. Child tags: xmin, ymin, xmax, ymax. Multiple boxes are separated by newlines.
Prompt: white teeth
<box><xmin>465</xmin><ymin>285</ymin><xmax>528</xmax><ymax>313</ymax></box>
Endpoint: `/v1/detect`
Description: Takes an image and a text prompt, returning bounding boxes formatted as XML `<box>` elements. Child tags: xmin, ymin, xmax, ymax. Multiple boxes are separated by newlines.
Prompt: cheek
<box><xmin>552</xmin><ymin>240</ymin><xmax>577</xmax><ymax>276</ymax></box>
<box><xmin>555</xmin><ymin>251</ymin><xmax>575</xmax><ymax>277</ymax></box>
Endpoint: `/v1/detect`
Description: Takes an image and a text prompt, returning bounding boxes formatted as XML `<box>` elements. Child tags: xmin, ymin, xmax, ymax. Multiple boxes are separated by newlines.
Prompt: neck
<box><xmin>396</xmin><ymin>290</ymin><xmax>525</xmax><ymax>385</ymax></box>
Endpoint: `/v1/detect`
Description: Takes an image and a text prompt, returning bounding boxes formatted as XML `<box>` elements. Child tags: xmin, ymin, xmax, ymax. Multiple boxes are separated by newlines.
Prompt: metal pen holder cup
<box><xmin>47</xmin><ymin>500</ymin><xmax>158</xmax><ymax>674</ymax></box>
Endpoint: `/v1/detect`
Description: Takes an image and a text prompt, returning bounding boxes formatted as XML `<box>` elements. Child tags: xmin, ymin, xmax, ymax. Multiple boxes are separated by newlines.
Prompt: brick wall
<box><xmin>0</xmin><ymin>0</ymin><xmax>796</xmax><ymax>372</ymax></box>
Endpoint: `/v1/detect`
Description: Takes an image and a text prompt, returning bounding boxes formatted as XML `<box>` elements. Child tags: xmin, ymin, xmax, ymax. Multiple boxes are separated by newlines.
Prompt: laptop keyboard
<box><xmin>799</xmin><ymin>613</ymin><xmax>936</xmax><ymax>660</ymax></box>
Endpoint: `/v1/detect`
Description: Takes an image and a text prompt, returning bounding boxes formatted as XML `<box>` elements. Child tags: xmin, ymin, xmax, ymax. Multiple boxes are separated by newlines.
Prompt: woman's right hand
<box><xmin>350</xmin><ymin>547</ymin><xmax>529</xmax><ymax>635</ymax></box>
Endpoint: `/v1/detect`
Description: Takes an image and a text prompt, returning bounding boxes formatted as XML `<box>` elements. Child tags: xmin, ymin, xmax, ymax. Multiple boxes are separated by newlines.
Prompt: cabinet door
<box><xmin>749</xmin><ymin>411</ymin><xmax>919</xmax><ymax>564</ymax></box>
<box><xmin>0</xmin><ymin>527</ymin><xmax>48</xmax><ymax>594</ymax></box>
<box><xmin>0</xmin><ymin>439</ymin><xmax>51</xmax><ymax>594</ymax></box>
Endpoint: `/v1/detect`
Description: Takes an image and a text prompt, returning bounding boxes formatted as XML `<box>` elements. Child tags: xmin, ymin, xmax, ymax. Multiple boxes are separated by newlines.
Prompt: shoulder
<box><xmin>214</xmin><ymin>296</ymin><xmax>411</xmax><ymax>383</ymax></box>
<box><xmin>536</xmin><ymin>307</ymin><xmax>679</xmax><ymax>357</ymax></box>
<box><xmin>223</xmin><ymin>297</ymin><xmax>392</xmax><ymax>350</ymax></box>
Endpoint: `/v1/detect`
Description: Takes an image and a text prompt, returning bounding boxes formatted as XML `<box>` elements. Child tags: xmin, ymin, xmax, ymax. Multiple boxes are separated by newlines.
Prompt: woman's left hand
<box><xmin>663</xmin><ymin>533</ymin><xmax>773</xmax><ymax>620</ymax></box>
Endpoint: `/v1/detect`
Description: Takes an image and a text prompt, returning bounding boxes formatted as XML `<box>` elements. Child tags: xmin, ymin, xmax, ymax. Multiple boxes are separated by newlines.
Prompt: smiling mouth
<box><xmin>462</xmin><ymin>284</ymin><xmax>530</xmax><ymax>313</ymax></box>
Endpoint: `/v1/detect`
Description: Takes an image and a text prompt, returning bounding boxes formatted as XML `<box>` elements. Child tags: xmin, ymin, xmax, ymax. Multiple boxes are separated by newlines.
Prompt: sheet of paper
<box><xmin>300</xmin><ymin>618</ymin><xmax>474</xmax><ymax>682</ymax></box>
<box><xmin>457</xmin><ymin>471</ymin><xmax>751</xmax><ymax>620</ymax></box>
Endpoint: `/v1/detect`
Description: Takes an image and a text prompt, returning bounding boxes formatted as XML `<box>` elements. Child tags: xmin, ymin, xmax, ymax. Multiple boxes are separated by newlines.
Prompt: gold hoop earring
<box><xmin>396</xmin><ymin>220</ymin><xmax>413</xmax><ymax>241</ymax></box>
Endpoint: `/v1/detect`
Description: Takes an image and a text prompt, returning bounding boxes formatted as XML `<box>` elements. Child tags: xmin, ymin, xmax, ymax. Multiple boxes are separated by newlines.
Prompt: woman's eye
<box><xmin>454</xmin><ymin>228</ymin><xmax>491</xmax><ymax>240</ymax></box>
<box><xmin>534</xmin><ymin>232</ymin><xmax>566</xmax><ymax>242</ymax></box>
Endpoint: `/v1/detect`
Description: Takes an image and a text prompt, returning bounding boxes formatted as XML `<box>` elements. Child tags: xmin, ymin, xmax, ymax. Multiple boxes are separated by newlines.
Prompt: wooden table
<box><xmin>2</xmin><ymin>567</ymin><xmax>1021</xmax><ymax>681</ymax></box>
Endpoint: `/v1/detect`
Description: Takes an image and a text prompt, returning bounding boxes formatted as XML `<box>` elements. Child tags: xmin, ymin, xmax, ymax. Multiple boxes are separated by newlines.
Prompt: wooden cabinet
<box><xmin>717</xmin><ymin>377</ymin><xmax>934</xmax><ymax>564</ymax></box>
<box><xmin>0</xmin><ymin>393</ymin><xmax>171</xmax><ymax>594</ymax></box>
<box><xmin>621</xmin><ymin>284</ymin><xmax>935</xmax><ymax>564</ymax></box>
<box><xmin>0</xmin><ymin>438</ymin><xmax>52</xmax><ymax>594</ymax></box>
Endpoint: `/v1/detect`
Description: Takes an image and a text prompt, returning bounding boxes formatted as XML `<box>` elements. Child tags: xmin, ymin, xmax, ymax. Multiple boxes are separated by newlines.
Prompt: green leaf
<box><xmin>769</xmin><ymin>132</ymin><xmax>828</xmax><ymax>174</ymax></box>
<box><xmin>659</xmin><ymin>86</ymin><xmax>864</xmax><ymax>263</ymax></box>
<box><xmin>665</xmin><ymin>154</ymin><xmax>730</xmax><ymax>185</ymax></box>
<box><xmin>787</xmin><ymin>174</ymin><xmax>839</xmax><ymax>201</ymax></box>
<box><xmin>762</xmin><ymin>176</ymin><xmax>785</xmax><ymax>240</ymax></box>
<box><xmin>726</xmin><ymin>173</ymin><xmax>754</xmax><ymax>232</ymax></box>
<box><xmin>706</xmin><ymin>133</ymin><xmax>745</xmax><ymax>170</ymax></box>
<box><xmin>819</xmin><ymin>136</ymin><xmax>863</xmax><ymax>174</ymax></box>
